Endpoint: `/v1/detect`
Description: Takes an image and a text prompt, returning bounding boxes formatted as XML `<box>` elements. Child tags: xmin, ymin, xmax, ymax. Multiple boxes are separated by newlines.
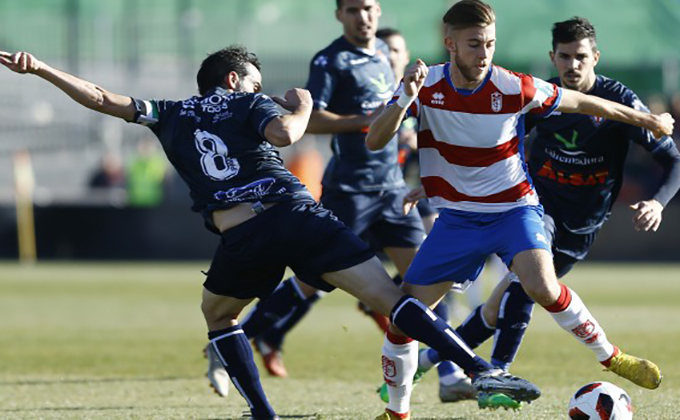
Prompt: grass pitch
<box><xmin>0</xmin><ymin>262</ymin><xmax>678</xmax><ymax>419</ymax></box>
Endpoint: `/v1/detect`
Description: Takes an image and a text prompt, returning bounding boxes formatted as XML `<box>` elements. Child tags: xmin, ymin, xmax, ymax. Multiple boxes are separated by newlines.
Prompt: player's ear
<box><xmin>444</xmin><ymin>35</ymin><xmax>456</xmax><ymax>55</ymax></box>
<box><xmin>375</xmin><ymin>2</ymin><xmax>382</xmax><ymax>18</ymax></box>
<box><xmin>549</xmin><ymin>50</ymin><xmax>555</xmax><ymax>64</ymax></box>
<box><xmin>335</xmin><ymin>8</ymin><xmax>342</xmax><ymax>22</ymax></box>
<box><xmin>592</xmin><ymin>49</ymin><xmax>601</xmax><ymax>67</ymax></box>
<box><xmin>443</xmin><ymin>25</ymin><xmax>456</xmax><ymax>54</ymax></box>
<box><xmin>225</xmin><ymin>71</ymin><xmax>240</xmax><ymax>90</ymax></box>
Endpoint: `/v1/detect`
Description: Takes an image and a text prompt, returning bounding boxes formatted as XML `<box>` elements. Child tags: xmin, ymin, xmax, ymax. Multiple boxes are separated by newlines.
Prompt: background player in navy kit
<box><xmin>2</xmin><ymin>44</ymin><xmax>543</xmax><ymax>419</ymax></box>
<box><xmin>229</xmin><ymin>0</ymin><xmax>430</xmax><ymax>381</ymax></box>
<box><xmin>412</xmin><ymin>16</ymin><xmax>680</xmax><ymax>399</ymax></box>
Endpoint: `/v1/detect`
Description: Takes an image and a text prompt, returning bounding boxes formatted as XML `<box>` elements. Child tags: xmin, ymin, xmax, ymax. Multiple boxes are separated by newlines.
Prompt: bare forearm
<box><xmin>366</xmin><ymin>104</ymin><xmax>408</xmax><ymax>150</ymax></box>
<box><xmin>265</xmin><ymin>107</ymin><xmax>313</xmax><ymax>147</ymax></box>
<box><xmin>559</xmin><ymin>90</ymin><xmax>654</xmax><ymax>131</ymax></box>
<box><xmin>306</xmin><ymin>109</ymin><xmax>370</xmax><ymax>134</ymax></box>
<box><xmin>35</xmin><ymin>64</ymin><xmax>134</xmax><ymax>121</ymax></box>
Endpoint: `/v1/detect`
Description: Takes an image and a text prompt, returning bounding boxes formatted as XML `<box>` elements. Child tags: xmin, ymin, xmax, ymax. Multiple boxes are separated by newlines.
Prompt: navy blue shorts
<box><xmin>405</xmin><ymin>206</ymin><xmax>551</xmax><ymax>287</ymax></box>
<box><xmin>203</xmin><ymin>200</ymin><xmax>375</xmax><ymax>299</ymax></box>
<box><xmin>543</xmin><ymin>213</ymin><xmax>598</xmax><ymax>278</ymax></box>
<box><xmin>321</xmin><ymin>186</ymin><xmax>425</xmax><ymax>250</ymax></box>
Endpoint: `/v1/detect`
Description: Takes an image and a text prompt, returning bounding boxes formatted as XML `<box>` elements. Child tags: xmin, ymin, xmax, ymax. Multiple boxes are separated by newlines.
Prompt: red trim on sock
<box><xmin>386</xmin><ymin>330</ymin><xmax>413</xmax><ymax>345</ymax></box>
<box><xmin>600</xmin><ymin>346</ymin><xmax>620</xmax><ymax>368</ymax></box>
<box><xmin>386</xmin><ymin>409</ymin><xmax>410</xmax><ymax>419</ymax></box>
<box><xmin>543</xmin><ymin>283</ymin><xmax>572</xmax><ymax>313</ymax></box>
<box><xmin>371</xmin><ymin>313</ymin><xmax>391</xmax><ymax>334</ymax></box>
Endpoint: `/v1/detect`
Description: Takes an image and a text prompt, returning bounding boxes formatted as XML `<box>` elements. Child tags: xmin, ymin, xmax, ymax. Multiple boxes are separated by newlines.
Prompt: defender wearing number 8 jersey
<box><xmin>133</xmin><ymin>91</ymin><xmax>312</xmax><ymax>222</ymax></box>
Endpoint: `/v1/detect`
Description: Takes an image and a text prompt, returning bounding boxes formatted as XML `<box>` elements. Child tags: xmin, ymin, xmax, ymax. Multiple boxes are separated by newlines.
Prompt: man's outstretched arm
<box><xmin>0</xmin><ymin>51</ymin><xmax>136</xmax><ymax>121</ymax></box>
<box><xmin>558</xmin><ymin>89</ymin><xmax>675</xmax><ymax>139</ymax></box>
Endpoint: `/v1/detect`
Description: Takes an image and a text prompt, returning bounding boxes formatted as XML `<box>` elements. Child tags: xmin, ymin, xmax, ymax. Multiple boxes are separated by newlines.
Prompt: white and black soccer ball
<box><xmin>568</xmin><ymin>381</ymin><xmax>633</xmax><ymax>420</ymax></box>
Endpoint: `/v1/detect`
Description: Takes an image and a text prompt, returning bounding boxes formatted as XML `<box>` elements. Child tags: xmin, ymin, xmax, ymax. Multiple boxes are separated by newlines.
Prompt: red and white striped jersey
<box><xmin>393</xmin><ymin>64</ymin><xmax>562</xmax><ymax>213</ymax></box>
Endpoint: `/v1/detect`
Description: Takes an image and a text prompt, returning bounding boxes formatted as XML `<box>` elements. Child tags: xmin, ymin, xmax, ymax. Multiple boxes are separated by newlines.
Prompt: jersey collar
<box><xmin>444</xmin><ymin>63</ymin><xmax>493</xmax><ymax>96</ymax></box>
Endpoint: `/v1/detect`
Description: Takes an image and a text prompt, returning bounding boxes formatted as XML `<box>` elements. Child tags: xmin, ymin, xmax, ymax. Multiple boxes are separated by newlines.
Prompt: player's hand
<box><xmin>403</xmin><ymin>59</ymin><xmax>428</xmax><ymax>97</ymax></box>
<box><xmin>403</xmin><ymin>186</ymin><xmax>426</xmax><ymax>215</ymax></box>
<box><xmin>630</xmin><ymin>199</ymin><xmax>663</xmax><ymax>232</ymax></box>
<box><xmin>649</xmin><ymin>113</ymin><xmax>674</xmax><ymax>139</ymax></box>
<box><xmin>272</xmin><ymin>88</ymin><xmax>313</xmax><ymax>112</ymax></box>
<box><xmin>0</xmin><ymin>51</ymin><xmax>43</xmax><ymax>74</ymax></box>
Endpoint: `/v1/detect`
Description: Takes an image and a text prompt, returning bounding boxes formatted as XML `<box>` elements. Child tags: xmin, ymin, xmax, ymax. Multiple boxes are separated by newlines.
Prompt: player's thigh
<box><xmin>203</xmin><ymin>208</ymin><xmax>289</xmax><ymax>301</ymax></box>
<box><xmin>383</xmin><ymin>246</ymin><xmax>419</xmax><ymax>278</ymax></box>
<box><xmin>404</xmin><ymin>213</ymin><xmax>486</xmax><ymax>287</ymax></box>
<box><xmin>511</xmin><ymin>248</ymin><xmax>560</xmax><ymax>306</ymax></box>
<box><xmin>321</xmin><ymin>256</ymin><xmax>403</xmax><ymax>316</ymax></box>
<box><xmin>286</xmin><ymin>201</ymin><xmax>376</xmax><ymax>293</ymax></box>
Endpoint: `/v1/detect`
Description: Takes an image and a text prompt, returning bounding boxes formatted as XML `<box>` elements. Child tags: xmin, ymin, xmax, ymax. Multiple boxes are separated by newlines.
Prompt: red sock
<box><xmin>600</xmin><ymin>346</ymin><xmax>620</xmax><ymax>367</ymax></box>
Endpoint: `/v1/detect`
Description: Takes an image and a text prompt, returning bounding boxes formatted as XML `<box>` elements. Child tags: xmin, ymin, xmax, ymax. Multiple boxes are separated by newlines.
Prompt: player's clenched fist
<box><xmin>0</xmin><ymin>51</ymin><xmax>43</xmax><ymax>74</ymax></box>
<box><xmin>403</xmin><ymin>59</ymin><xmax>428</xmax><ymax>97</ymax></box>
<box><xmin>649</xmin><ymin>112</ymin><xmax>675</xmax><ymax>139</ymax></box>
<box><xmin>272</xmin><ymin>88</ymin><xmax>313</xmax><ymax>112</ymax></box>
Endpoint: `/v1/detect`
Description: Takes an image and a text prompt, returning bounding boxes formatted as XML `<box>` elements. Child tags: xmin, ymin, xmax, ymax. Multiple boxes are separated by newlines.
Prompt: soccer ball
<box><xmin>568</xmin><ymin>381</ymin><xmax>633</xmax><ymax>419</ymax></box>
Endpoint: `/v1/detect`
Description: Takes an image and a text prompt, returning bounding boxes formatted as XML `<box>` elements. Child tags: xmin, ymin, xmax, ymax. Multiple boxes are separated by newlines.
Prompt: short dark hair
<box><xmin>376</xmin><ymin>27</ymin><xmax>401</xmax><ymax>40</ymax></box>
<box><xmin>196</xmin><ymin>45</ymin><xmax>261</xmax><ymax>96</ymax></box>
<box><xmin>552</xmin><ymin>17</ymin><xmax>597</xmax><ymax>51</ymax></box>
<box><xmin>336</xmin><ymin>0</ymin><xmax>343</xmax><ymax>9</ymax></box>
<box><xmin>443</xmin><ymin>0</ymin><xmax>495</xmax><ymax>30</ymax></box>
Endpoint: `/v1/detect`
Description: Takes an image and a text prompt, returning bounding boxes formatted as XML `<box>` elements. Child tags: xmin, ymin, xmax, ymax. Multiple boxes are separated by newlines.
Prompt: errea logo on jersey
<box><xmin>431</xmin><ymin>92</ymin><xmax>445</xmax><ymax>105</ymax></box>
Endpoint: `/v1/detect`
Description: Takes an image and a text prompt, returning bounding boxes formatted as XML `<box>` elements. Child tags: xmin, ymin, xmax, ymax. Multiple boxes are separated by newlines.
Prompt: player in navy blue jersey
<box><xmin>2</xmin><ymin>43</ymin><xmax>546</xmax><ymax>419</ymax></box>
<box><xmin>408</xmin><ymin>16</ymin><xmax>680</xmax><ymax>403</ymax></box>
<box><xmin>225</xmin><ymin>0</ymin><xmax>432</xmax><ymax>390</ymax></box>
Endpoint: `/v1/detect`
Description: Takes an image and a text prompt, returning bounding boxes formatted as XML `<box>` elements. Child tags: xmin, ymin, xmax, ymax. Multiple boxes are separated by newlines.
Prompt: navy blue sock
<box><xmin>242</xmin><ymin>277</ymin><xmax>304</xmax><ymax>339</ymax></box>
<box><xmin>455</xmin><ymin>305</ymin><xmax>495</xmax><ymax>349</ymax></box>
<box><xmin>491</xmin><ymin>281</ymin><xmax>535</xmax><ymax>370</ymax></box>
<box><xmin>261</xmin><ymin>292</ymin><xmax>321</xmax><ymax>349</ymax></box>
<box><xmin>209</xmin><ymin>325</ymin><xmax>276</xmax><ymax>419</ymax></box>
<box><xmin>390</xmin><ymin>296</ymin><xmax>493</xmax><ymax>374</ymax></box>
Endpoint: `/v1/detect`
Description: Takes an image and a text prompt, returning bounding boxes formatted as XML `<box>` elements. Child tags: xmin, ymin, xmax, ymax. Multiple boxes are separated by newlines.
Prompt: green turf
<box><xmin>0</xmin><ymin>262</ymin><xmax>678</xmax><ymax>419</ymax></box>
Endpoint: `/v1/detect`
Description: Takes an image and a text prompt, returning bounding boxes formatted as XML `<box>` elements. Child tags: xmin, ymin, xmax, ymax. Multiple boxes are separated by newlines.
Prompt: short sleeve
<box><xmin>305</xmin><ymin>53</ymin><xmax>337</xmax><ymax>110</ymax></box>
<box><xmin>247</xmin><ymin>93</ymin><xmax>282</xmax><ymax>138</ymax></box>
<box><xmin>521</xmin><ymin>75</ymin><xmax>562</xmax><ymax>117</ymax></box>
<box><xmin>131</xmin><ymin>98</ymin><xmax>175</xmax><ymax>129</ymax></box>
<box><xmin>387</xmin><ymin>79</ymin><xmax>420</xmax><ymax>118</ymax></box>
<box><xmin>623</xmin><ymin>91</ymin><xmax>676</xmax><ymax>154</ymax></box>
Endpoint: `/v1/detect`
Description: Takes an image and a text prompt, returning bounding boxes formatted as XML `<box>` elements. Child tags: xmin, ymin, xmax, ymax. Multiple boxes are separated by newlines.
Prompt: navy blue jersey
<box><xmin>306</xmin><ymin>36</ymin><xmax>404</xmax><ymax>192</ymax></box>
<box><xmin>526</xmin><ymin>75</ymin><xmax>677</xmax><ymax>233</ymax></box>
<box><xmin>131</xmin><ymin>87</ymin><xmax>313</xmax><ymax>217</ymax></box>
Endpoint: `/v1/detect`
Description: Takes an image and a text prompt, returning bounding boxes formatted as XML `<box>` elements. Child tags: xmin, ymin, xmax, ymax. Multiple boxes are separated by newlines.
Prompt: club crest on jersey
<box><xmin>431</xmin><ymin>92</ymin><xmax>445</xmax><ymax>106</ymax></box>
<box><xmin>491</xmin><ymin>92</ymin><xmax>503</xmax><ymax>112</ymax></box>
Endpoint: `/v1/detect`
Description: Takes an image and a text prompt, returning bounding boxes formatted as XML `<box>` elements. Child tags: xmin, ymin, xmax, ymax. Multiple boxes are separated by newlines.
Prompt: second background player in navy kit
<box><xmin>410</xmin><ymin>16</ymin><xmax>680</xmax><ymax>401</ymax></box>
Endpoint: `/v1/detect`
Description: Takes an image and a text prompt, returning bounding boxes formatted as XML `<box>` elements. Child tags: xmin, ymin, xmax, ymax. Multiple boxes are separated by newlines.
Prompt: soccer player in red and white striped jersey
<box><xmin>368</xmin><ymin>1</ymin><xmax>672</xmax><ymax>418</ymax></box>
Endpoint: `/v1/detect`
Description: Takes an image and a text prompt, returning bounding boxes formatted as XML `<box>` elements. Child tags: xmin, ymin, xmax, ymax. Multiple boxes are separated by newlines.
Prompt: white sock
<box><xmin>547</xmin><ymin>285</ymin><xmax>615</xmax><ymax>362</ymax></box>
<box><xmin>382</xmin><ymin>335</ymin><xmax>418</xmax><ymax>414</ymax></box>
<box><xmin>439</xmin><ymin>369</ymin><xmax>467</xmax><ymax>386</ymax></box>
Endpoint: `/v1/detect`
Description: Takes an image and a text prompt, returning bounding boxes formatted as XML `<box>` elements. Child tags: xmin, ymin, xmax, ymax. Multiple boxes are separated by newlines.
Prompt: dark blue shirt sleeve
<box><xmin>305</xmin><ymin>53</ymin><xmax>337</xmax><ymax>110</ymax></box>
<box><xmin>248</xmin><ymin>94</ymin><xmax>282</xmax><ymax>138</ymax></box>
<box><xmin>622</xmin><ymin>90</ymin><xmax>680</xmax><ymax>205</ymax></box>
